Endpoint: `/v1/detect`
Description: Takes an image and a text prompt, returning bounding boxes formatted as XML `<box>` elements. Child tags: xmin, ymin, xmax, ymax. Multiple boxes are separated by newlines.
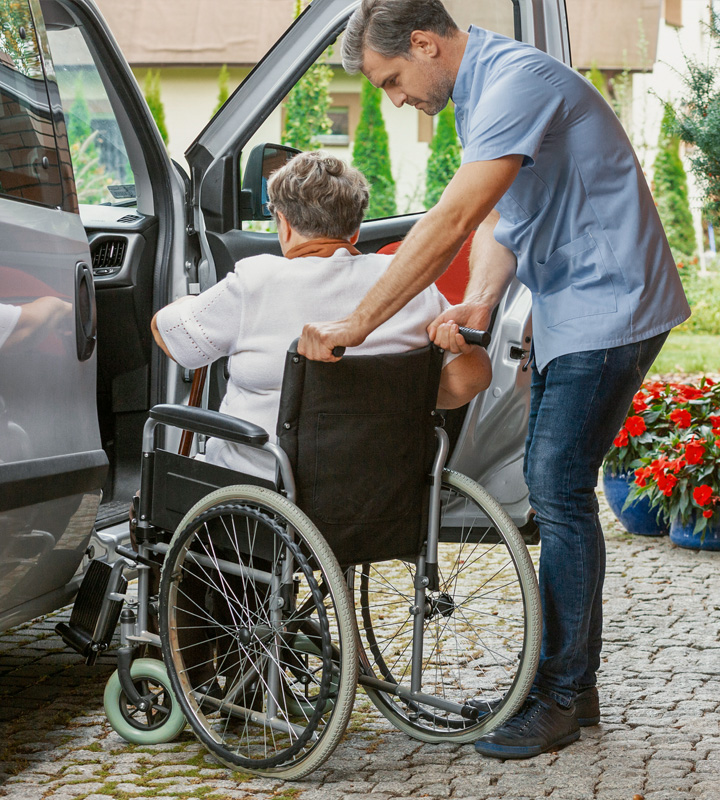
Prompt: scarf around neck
<box><xmin>285</xmin><ymin>238</ymin><xmax>361</xmax><ymax>260</ymax></box>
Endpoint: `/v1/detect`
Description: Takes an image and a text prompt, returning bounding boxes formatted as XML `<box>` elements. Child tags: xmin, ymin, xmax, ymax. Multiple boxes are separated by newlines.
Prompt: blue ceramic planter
<box><xmin>669</xmin><ymin>517</ymin><xmax>720</xmax><ymax>551</ymax></box>
<box><xmin>602</xmin><ymin>470</ymin><xmax>669</xmax><ymax>536</ymax></box>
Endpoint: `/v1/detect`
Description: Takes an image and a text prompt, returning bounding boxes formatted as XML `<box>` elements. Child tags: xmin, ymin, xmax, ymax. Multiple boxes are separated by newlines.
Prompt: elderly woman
<box><xmin>151</xmin><ymin>151</ymin><xmax>490</xmax><ymax>478</ymax></box>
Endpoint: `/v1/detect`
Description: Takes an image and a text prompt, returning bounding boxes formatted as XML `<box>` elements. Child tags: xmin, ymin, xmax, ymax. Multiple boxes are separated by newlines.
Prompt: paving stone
<box><xmin>0</xmin><ymin>495</ymin><xmax>718</xmax><ymax>800</ymax></box>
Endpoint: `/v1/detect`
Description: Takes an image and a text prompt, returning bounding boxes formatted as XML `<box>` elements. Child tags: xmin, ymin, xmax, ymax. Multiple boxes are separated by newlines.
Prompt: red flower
<box><xmin>625</xmin><ymin>416</ymin><xmax>646</xmax><ymax>437</ymax></box>
<box><xmin>634</xmin><ymin>466</ymin><xmax>652</xmax><ymax>487</ymax></box>
<box><xmin>710</xmin><ymin>415</ymin><xmax>720</xmax><ymax>434</ymax></box>
<box><xmin>656</xmin><ymin>472</ymin><xmax>677</xmax><ymax>496</ymax></box>
<box><xmin>613</xmin><ymin>428</ymin><xmax>629</xmax><ymax>448</ymax></box>
<box><xmin>705</xmin><ymin>378</ymin><xmax>715</xmax><ymax>386</ymax></box>
<box><xmin>693</xmin><ymin>485</ymin><xmax>713</xmax><ymax>506</ymax></box>
<box><xmin>669</xmin><ymin>409</ymin><xmax>692</xmax><ymax>428</ymax></box>
<box><xmin>632</xmin><ymin>397</ymin><xmax>648</xmax><ymax>413</ymax></box>
<box><xmin>684</xmin><ymin>441</ymin><xmax>705</xmax><ymax>465</ymax></box>
<box><xmin>675</xmin><ymin>386</ymin><xmax>705</xmax><ymax>402</ymax></box>
<box><xmin>704</xmin><ymin>509</ymin><xmax>714</xmax><ymax>518</ymax></box>
<box><xmin>667</xmin><ymin>456</ymin><xmax>687</xmax><ymax>473</ymax></box>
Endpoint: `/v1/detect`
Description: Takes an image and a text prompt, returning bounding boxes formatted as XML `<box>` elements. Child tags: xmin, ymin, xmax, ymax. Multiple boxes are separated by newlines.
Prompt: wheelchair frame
<box><xmin>58</xmin><ymin>387</ymin><xmax>541</xmax><ymax>780</ymax></box>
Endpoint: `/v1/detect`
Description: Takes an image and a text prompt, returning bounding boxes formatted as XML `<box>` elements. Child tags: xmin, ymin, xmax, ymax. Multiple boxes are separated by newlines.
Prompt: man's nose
<box><xmin>386</xmin><ymin>87</ymin><xmax>407</xmax><ymax>108</ymax></box>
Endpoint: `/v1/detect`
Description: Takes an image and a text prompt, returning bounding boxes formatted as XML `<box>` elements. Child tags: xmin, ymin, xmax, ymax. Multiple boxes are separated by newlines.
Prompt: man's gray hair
<box><xmin>342</xmin><ymin>0</ymin><xmax>459</xmax><ymax>74</ymax></box>
<box><xmin>266</xmin><ymin>151</ymin><xmax>369</xmax><ymax>240</ymax></box>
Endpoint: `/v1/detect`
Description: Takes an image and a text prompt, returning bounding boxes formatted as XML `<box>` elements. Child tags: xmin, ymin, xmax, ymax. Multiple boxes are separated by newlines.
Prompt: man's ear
<box><xmin>409</xmin><ymin>30</ymin><xmax>440</xmax><ymax>58</ymax></box>
<box><xmin>350</xmin><ymin>229</ymin><xmax>360</xmax><ymax>245</ymax></box>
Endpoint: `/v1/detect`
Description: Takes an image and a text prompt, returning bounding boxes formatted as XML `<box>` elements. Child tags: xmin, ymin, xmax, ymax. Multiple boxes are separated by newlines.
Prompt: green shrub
<box><xmin>352</xmin><ymin>78</ymin><xmax>396</xmax><ymax>218</ymax></box>
<box><xmin>281</xmin><ymin>0</ymin><xmax>333</xmax><ymax>150</ymax></box>
<box><xmin>676</xmin><ymin>261</ymin><xmax>720</xmax><ymax>335</ymax></box>
<box><xmin>654</xmin><ymin>106</ymin><xmax>696</xmax><ymax>256</ymax></box>
<box><xmin>214</xmin><ymin>64</ymin><xmax>230</xmax><ymax>115</ymax></box>
<box><xmin>143</xmin><ymin>70</ymin><xmax>169</xmax><ymax>145</ymax></box>
<box><xmin>424</xmin><ymin>102</ymin><xmax>461</xmax><ymax>209</ymax></box>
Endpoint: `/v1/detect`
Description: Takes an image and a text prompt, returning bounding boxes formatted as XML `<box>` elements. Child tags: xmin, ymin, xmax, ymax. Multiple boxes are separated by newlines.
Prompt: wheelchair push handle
<box><xmin>457</xmin><ymin>327</ymin><xmax>491</xmax><ymax>348</ymax></box>
<box><xmin>330</xmin><ymin>328</ymin><xmax>490</xmax><ymax>359</ymax></box>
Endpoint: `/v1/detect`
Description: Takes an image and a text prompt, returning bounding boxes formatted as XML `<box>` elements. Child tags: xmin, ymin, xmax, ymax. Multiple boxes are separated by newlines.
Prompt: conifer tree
<box><xmin>143</xmin><ymin>70</ymin><xmax>169</xmax><ymax>145</ymax></box>
<box><xmin>281</xmin><ymin>0</ymin><xmax>333</xmax><ymax>150</ymax></box>
<box><xmin>424</xmin><ymin>102</ymin><xmax>461</xmax><ymax>209</ymax></box>
<box><xmin>214</xmin><ymin>64</ymin><xmax>230</xmax><ymax>115</ymax></box>
<box><xmin>654</xmin><ymin>105</ymin><xmax>696</xmax><ymax>256</ymax></box>
<box><xmin>352</xmin><ymin>78</ymin><xmax>396</xmax><ymax>218</ymax></box>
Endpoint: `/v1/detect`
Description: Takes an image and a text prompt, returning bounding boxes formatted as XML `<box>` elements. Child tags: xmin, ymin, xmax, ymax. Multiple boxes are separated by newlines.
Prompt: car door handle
<box><xmin>75</xmin><ymin>261</ymin><xmax>97</xmax><ymax>361</ymax></box>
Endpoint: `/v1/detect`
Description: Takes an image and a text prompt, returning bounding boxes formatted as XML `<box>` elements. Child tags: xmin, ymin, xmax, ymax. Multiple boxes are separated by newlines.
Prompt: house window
<box><xmin>318</xmin><ymin>106</ymin><xmax>349</xmax><ymax>146</ymax></box>
<box><xmin>665</xmin><ymin>0</ymin><xmax>682</xmax><ymax>27</ymax></box>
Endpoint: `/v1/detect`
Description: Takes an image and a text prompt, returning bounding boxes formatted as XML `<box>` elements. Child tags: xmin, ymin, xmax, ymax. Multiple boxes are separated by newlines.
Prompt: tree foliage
<box><xmin>0</xmin><ymin>1</ymin><xmax>42</xmax><ymax>77</ymax></box>
<box><xmin>214</xmin><ymin>64</ymin><xmax>230</xmax><ymax>115</ymax></box>
<box><xmin>352</xmin><ymin>78</ymin><xmax>396</xmax><ymax>218</ymax></box>
<box><xmin>281</xmin><ymin>0</ymin><xmax>333</xmax><ymax>150</ymax></box>
<box><xmin>143</xmin><ymin>70</ymin><xmax>169</xmax><ymax>145</ymax></box>
<box><xmin>584</xmin><ymin>62</ymin><xmax>609</xmax><ymax>100</ymax></box>
<box><xmin>424</xmin><ymin>102</ymin><xmax>461</xmax><ymax>209</ymax></box>
<box><xmin>654</xmin><ymin>105</ymin><xmax>696</xmax><ymax>256</ymax></box>
<box><xmin>672</xmin><ymin>9</ymin><xmax>720</xmax><ymax>225</ymax></box>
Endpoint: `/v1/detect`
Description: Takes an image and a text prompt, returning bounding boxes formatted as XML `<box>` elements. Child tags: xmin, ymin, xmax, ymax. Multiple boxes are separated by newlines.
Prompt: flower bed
<box><xmin>604</xmin><ymin>377</ymin><xmax>719</xmax><ymax>537</ymax></box>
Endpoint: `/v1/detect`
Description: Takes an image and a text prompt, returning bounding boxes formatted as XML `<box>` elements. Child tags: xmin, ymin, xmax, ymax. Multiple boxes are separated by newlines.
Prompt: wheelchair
<box><xmin>56</xmin><ymin>339</ymin><xmax>541</xmax><ymax>780</ymax></box>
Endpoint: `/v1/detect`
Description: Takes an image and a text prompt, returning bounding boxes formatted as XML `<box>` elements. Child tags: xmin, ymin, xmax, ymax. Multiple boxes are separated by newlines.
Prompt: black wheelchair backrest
<box><xmin>277</xmin><ymin>342</ymin><xmax>444</xmax><ymax>565</ymax></box>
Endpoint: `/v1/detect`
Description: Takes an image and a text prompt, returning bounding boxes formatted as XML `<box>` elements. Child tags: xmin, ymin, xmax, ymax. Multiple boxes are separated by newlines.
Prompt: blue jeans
<box><xmin>524</xmin><ymin>333</ymin><xmax>668</xmax><ymax>707</ymax></box>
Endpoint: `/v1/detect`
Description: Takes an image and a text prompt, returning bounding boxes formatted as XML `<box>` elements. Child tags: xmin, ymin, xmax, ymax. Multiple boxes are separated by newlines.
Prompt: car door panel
<box><xmin>0</xmin><ymin>196</ymin><xmax>107</xmax><ymax>629</ymax></box>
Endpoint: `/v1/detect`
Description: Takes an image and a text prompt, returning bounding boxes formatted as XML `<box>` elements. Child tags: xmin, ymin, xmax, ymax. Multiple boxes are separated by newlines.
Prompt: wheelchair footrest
<box><xmin>55</xmin><ymin>559</ymin><xmax>127</xmax><ymax>665</ymax></box>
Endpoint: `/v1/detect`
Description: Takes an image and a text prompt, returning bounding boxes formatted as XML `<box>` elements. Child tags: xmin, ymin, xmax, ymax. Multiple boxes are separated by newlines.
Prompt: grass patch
<box><xmin>650</xmin><ymin>331</ymin><xmax>720</xmax><ymax>375</ymax></box>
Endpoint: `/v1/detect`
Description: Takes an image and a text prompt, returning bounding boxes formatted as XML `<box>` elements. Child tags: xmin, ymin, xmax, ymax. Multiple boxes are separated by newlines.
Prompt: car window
<box><xmin>277</xmin><ymin>0</ymin><xmax>517</xmax><ymax>221</ymax></box>
<box><xmin>46</xmin><ymin>25</ymin><xmax>135</xmax><ymax>206</ymax></box>
<box><xmin>0</xmin><ymin>0</ymin><xmax>63</xmax><ymax>207</ymax></box>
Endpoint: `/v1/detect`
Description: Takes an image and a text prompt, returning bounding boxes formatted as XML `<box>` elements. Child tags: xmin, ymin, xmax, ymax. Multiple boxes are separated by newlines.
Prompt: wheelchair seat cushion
<box><xmin>277</xmin><ymin>344</ymin><xmax>443</xmax><ymax>565</ymax></box>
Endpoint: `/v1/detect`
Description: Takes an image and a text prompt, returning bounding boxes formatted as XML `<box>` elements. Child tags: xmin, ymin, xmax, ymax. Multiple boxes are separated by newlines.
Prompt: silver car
<box><xmin>0</xmin><ymin>0</ymin><xmax>570</xmax><ymax>631</ymax></box>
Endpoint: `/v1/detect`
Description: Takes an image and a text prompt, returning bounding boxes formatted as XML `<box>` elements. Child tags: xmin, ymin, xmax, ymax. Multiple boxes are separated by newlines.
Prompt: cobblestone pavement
<box><xmin>1</xmin><ymin>492</ymin><xmax>718</xmax><ymax>800</ymax></box>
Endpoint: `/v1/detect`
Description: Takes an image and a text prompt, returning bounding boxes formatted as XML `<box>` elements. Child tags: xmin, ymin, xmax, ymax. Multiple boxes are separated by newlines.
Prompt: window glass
<box><xmin>279</xmin><ymin>0</ymin><xmax>517</xmax><ymax>221</ymax></box>
<box><xmin>0</xmin><ymin>0</ymin><xmax>63</xmax><ymax>207</ymax></box>
<box><xmin>46</xmin><ymin>25</ymin><xmax>135</xmax><ymax>205</ymax></box>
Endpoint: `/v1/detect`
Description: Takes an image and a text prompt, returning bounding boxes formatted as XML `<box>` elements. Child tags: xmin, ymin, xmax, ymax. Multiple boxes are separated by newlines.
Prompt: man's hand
<box><xmin>427</xmin><ymin>302</ymin><xmax>494</xmax><ymax>348</ymax></box>
<box><xmin>298</xmin><ymin>317</ymin><xmax>367</xmax><ymax>362</ymax></box>
<box><xmin>431</xmin><ymin>320</ymin><xmax>475</xmax><ymax>355</ymax></box>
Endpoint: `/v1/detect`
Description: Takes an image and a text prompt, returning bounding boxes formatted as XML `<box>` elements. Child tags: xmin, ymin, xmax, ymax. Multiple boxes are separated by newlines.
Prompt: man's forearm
<box><xmin>463</xmin><ymin>209</ymin><xmax>518</xmax><ymax>312</ymax></box>
<box><xmin>348</xmin><ymin>157</ymin><xmax>523</xmax><ymax>339</ymax></box>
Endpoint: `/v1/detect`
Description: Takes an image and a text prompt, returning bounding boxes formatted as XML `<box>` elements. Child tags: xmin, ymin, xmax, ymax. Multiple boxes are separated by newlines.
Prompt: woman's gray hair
<box><xmin>266</xmin><ymin>151</ymin><xmax>369</xmax><ymax>240</ymax></box>
<box><xmin>342</xmin><ymin>0</ymin><xmax>459</xmax><ymax>75</ymax></box>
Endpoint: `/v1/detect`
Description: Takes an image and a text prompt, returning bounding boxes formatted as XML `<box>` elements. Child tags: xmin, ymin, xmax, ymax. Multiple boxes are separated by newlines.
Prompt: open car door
<box><xmin>184</xmin><ymin>0</ymin><xmax>571</xmax><ymax>532</ymax></box>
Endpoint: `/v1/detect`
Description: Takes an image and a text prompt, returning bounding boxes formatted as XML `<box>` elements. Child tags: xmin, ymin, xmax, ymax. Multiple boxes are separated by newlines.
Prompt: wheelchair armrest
<box><xmin>148</xmin><ymin>405</ymin><xmax>269</xmax><ymax>446</ymax></box>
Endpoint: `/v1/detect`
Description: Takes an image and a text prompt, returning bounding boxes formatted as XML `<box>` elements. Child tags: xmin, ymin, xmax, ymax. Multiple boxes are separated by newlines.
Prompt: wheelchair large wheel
<box><xmin>356</xmin><ymin>470</ymin><xmax>541</xmax><ymax>743</ymax></box>
<box><xmin>158</xmin><ymin>485</ymin><xmax>357</xmax><ymax>779</ymax></box>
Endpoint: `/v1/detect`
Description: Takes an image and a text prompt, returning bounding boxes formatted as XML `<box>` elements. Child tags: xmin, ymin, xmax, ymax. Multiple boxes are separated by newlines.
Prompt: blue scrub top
<box><xmin>453</xmin><ymin>26</ymin><xmax>690</xmax><ymax>371</ymax></box>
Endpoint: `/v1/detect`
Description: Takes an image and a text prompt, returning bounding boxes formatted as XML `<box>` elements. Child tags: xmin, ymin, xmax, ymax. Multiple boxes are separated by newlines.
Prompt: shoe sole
<box><xmin>474</xmin><ymin>728</ymin><xmax>581</xmax><ymax>760</ymax></box>
<box><xmin>577</xmin><ymin>713</ymin><xmax>600</xmax><ymax>727</ymax></box>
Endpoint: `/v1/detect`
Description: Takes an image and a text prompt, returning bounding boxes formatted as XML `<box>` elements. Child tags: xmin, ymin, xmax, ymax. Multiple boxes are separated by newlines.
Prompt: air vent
<box><xmin>117</xmin><ymin>214</ymin><xmax>141</xmax><ymax>224</ymax></box>
<box><xmin>92</xmin><ymin>239</ymin><xmax>126</xmax><ymax>270</ymax></box>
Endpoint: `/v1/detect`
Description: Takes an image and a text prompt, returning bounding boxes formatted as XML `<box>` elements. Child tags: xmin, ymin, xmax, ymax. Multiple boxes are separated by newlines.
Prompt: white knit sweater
<box><xmin>157</xmin><ymin>248</ymin><xmax>451</xmax><ymax>479</ymax></box>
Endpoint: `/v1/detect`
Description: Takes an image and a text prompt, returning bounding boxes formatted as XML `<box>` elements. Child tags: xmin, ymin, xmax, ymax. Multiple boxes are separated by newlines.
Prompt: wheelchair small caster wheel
<box><xmin>104</xmin><ymin>658</ymin><xmax>185</xmax><ymax>744</ymax></box>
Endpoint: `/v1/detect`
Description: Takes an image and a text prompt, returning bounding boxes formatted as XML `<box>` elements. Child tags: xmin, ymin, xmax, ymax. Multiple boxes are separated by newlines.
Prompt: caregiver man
<box><xmin>298</xmin><ymin>0</ymin><xmax>690</xmax><ymax>759</ymax></box>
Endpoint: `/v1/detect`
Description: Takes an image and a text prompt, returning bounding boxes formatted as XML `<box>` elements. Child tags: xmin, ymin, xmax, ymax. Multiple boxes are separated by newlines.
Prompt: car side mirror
<box><xmin>239</xmin><ymin>143</ymin><xmax>301</xmax><ymax>221</ymax></box>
